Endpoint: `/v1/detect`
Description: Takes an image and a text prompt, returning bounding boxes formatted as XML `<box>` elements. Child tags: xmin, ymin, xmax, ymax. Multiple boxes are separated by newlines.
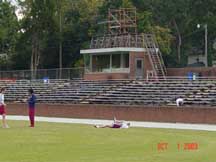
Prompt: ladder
<box><xmin>143</xmin><ymin>34</ymin><xmax>167</xmax><ymax>79</ymax></box>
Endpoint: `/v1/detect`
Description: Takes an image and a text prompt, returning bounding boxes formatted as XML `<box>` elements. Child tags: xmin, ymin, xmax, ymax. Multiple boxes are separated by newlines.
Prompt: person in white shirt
<box><xmin>95</xmin><ymin>117</ymin><xmax>130</xmax><ymax>129</ymax></box>
<box><xmin>0</xmin><ymin>87</ymin><xmax>9</xmax><ymax>128</ymax></box>
<box><xmin>176</xmin><ymin>97</ymin><xmax>184</xmax><ymax>107</ymax></box>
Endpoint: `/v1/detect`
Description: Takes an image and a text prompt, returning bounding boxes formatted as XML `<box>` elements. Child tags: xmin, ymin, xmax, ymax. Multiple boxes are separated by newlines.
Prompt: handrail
<box><xmin>90</xmin><ymin>34</ymin><xmax>145</xmax><ymax>49</ymax></box>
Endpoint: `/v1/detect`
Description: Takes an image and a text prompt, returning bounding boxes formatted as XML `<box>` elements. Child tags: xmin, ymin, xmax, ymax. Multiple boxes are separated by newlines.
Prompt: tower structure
<box><xmin>81</xmin><ymin>8</ymin><xmax>166</xmax><ymax>80</ymax></box>
<box><xmin>107</xmin><ymin>8</ymin><xmax>137</xmax><ymax>35</ymax></box>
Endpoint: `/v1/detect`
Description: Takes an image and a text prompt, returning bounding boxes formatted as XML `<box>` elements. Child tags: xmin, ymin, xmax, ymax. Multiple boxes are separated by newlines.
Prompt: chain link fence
<box><xmin>0</xmin><ymin>68</ymin><xmax>84</xmax><ymax>80</ymax></box>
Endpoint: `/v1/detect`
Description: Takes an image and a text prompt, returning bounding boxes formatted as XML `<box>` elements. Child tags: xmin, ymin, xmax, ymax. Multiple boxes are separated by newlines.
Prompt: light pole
<box><xmin>197</xmin><ymin>24</ymin><xmax>208</xmax><ymax>67</ymax></box>
<box><xmin>58</xmin><ymin>0</ymin><xmax>63</xmax><ymax>79</ymax></box>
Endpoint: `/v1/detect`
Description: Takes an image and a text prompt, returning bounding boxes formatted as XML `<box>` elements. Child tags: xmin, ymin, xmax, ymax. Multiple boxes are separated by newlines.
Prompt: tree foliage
<box><xmin>0</xmin><ymin>0</ymin><xmax>18</xmax><ymax>69</ymax></box>
<box><xmin>1</xmin><ymin>0</ymin><xmax>216</xmax><ymax>70</ymax></box>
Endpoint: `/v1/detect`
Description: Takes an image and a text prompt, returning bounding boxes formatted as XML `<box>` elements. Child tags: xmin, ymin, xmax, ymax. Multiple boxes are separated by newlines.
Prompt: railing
<box><xmin>0</xmin><ymin>68</ymin><xmax>84</xmax><ymax>80</ymax></box>
<box><xmin>1</xmin><ymin>67</ymin><xmax>216</xmax><ymax>82</ymax></box>
<box><xmin>90</xmin><ymin>34</ymin><xmax>145</xmax><ymax>49</ymax></box>
<box><xmin>85</xmin><ymin>67</ymin><xmax>130</xmax><ymax>74</ymax></box>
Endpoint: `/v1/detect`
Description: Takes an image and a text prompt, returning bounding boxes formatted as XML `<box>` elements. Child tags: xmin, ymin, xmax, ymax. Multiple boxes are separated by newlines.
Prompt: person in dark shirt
<box><xmin>28</xmin><ymin>88</ymin><xmax>36</xmax><ymax>127</ymax></box>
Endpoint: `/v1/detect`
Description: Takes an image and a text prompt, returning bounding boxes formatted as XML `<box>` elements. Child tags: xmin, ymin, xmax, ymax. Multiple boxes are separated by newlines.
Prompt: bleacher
<box><xmin>1</xmin><ymin>79</ymin><xmax>216</xmax><ymax>106</ymax></box>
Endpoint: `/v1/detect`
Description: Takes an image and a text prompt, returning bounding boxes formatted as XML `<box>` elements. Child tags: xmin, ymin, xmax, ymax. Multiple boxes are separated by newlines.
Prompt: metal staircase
<box><xmin>143</xmin><ymin>34</ymin><xmax>167</xmax><ymax>79</ymax></box>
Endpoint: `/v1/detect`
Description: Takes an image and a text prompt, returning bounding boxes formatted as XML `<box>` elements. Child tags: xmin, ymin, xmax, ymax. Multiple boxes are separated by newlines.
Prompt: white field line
<box><xmin>6</xmin><ymin>115</ymin><xmax>216</xmax><ymax>132</ymax></box>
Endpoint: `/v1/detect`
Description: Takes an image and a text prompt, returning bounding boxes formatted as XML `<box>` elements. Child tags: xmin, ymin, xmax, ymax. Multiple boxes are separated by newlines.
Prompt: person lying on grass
<box><xmin>95</xmin><ymin>117</ymin><xmax>130</xmax><ymax>129</ymax></box>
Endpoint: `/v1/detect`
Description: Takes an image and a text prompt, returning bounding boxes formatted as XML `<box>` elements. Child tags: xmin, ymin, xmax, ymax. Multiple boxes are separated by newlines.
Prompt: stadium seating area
<box><xmin>0</xmin><ymin>79</ymin><xmax>216</xmax><ymax>106</ymax></box>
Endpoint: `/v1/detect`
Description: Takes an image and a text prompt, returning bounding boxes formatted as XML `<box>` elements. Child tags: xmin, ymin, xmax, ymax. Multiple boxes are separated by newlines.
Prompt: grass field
<box><xmin>0</xmin><ymin>121</ymin><xmax>216</xmax><ymax>162</ymax></box>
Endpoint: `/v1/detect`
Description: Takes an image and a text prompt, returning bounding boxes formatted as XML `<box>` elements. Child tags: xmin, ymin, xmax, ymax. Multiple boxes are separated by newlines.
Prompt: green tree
<box><xmin>0</xmin><ymin>0</ymin><xmax>18</xmax><ymax>69</ymax></box>
<box><xmin>6</xmin><ymin>0</ymin><xmax>216</xmax><ymax>71</ymax></box>
<box><xmin>54</xmin><ymin>0</ymin><xmax>103</xmax><ymax>67</ymax></box>
<box><xmin>17</xmin><ymin>0</ymin><xmax>56</xmax><ymax>75</ymax></box>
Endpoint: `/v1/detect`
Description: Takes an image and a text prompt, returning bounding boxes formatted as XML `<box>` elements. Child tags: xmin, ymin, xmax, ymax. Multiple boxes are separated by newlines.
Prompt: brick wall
<box><xmin>84</xmin><ymin>73</ymin><xmax>129</xmax><ymax>80</ymax></box>
<box><xmin>167</xmin><ymin>67</ymin><xmax>216</xmax><ymax>76</ymax></box>
<box><xmin>7</xmin><ymin>103</ymin><xmax>216</xmax><ymax>124</ymax></box>
<box><xmin>129</xmin><ymin>52</ymin><xmax>153</xmax><ymax>79</ymax></box>
<box><xmin>84</xmin><ymin>52</ymin><xmax>154</xmax><ymax>80</ymax></box>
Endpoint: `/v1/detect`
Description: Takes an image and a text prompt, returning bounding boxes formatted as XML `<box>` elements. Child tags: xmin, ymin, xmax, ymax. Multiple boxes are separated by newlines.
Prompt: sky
<box><xmin>8</xmin><ymin>0</ymin><xmax>23</xmax><ymax>20</ymax></box>
<box><xmin>8</xmin><ymin>0</ymin><xmax>18</xmax><ymax>7</ymax></box>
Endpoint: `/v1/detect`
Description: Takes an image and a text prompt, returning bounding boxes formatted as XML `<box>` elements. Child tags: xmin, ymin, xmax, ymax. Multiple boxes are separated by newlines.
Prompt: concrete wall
<box><xmin>7</xmin><ymin>103</ymin><xmax>216</xmax><ymax>124</ymax></box>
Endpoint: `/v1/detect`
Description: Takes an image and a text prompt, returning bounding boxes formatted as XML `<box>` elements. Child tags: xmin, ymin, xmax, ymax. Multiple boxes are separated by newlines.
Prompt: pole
<box><xmin>204</xmin><ymin>24</ymin><xmax>208</xmax><ymax>67</ymax></box>
<box><xmin>59</xmin><ymin>0</ymin><xmax>62</xmax><ymax>79</ymax></box>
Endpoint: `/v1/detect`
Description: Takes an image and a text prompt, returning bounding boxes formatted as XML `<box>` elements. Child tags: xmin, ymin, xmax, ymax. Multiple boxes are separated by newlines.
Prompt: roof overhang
<box><xmin>80</xmin><ymin>47</ymin><xmax>147</xmax><ymax>54</ymax></box>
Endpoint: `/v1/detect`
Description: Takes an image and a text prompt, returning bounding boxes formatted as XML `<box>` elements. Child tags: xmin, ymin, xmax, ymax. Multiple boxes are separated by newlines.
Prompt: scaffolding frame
<box><xmin>107</xmin><ymin>8</ymin><xmax>137</xmax><ymax>35</ymax></box>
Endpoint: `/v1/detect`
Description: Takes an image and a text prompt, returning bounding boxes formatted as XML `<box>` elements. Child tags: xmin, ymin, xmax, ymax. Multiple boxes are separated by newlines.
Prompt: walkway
<box><xmin>7</xmin><ymin>115</ymin><xmax>216</xmax><ymax>132</ymax></box>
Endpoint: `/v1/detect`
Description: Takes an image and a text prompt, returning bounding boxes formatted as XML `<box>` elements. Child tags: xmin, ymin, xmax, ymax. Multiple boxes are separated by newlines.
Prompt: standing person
<box><xmin>0</xmin><ymin>88</ymin><xmax>9</xmax><ymax>128</ymax></box>
<box><xmin>28</xmin><ymin>88</ymin><xmax>36</xmax><ymax>127</ymax></box>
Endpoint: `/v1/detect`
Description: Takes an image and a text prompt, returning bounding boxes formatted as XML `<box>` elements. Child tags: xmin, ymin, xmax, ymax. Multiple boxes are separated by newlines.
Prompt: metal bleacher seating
<box><xmin>1</xmin><ymin>79</ymin><xmax>216</xmax><ymax>106</ymax></box>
